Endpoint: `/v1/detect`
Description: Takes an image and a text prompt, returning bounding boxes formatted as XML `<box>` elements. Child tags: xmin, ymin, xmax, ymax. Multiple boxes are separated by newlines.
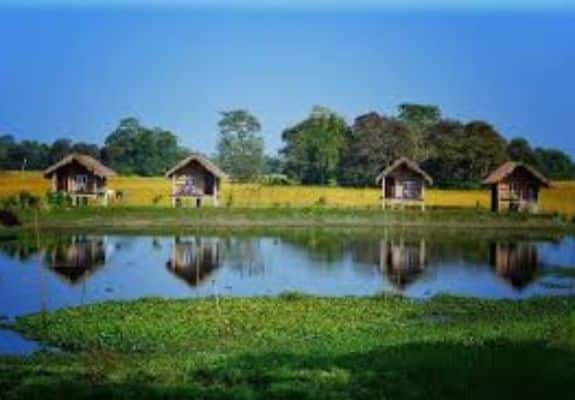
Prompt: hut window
<box><xmin>510</xmin><ymin>182</ymin><xmax>520</xmax><ymax>195</ymax></box>
<box><xmin>75</xmin><ymin>175</ymin><xmax>89</xmax><ymax>191</ymax></box>
<box><xmin>403</xmin><ymin>180</ymin><xmax>422</xmax><ymax>200</ymax></box>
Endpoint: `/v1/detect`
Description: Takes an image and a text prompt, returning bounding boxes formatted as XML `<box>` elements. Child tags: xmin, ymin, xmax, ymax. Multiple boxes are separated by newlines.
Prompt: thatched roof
<box><xmin>165</xmin><ymin>154</ymin><xmax>227</xmax><ymax>179</ymax></box>
<box><xmin>482</xmin><ymin>161</ymin><xmax>550</xmax><ymax>187</ymax></box>
<box><xmin>44</xmin><ymin>153</ymin><xmax>116</xmax><ymax>178</ymax></box>
<box><xmin>375</xmin><ymin>158</ymin><xmax>433</xmax><ymax>185</ymax></box>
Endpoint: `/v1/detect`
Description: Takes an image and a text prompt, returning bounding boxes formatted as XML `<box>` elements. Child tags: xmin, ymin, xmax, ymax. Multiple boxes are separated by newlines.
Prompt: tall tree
<box><xmin>507</xmin><ymin>138</ymin><xmax>542</xmax><ymax>168</ymax></box>
<box><xmin>49</xmin><ymin>138</ymin><xmax>73</xmax><ymax>163</ymax></box>
<box><xmin>462</xmin><ymin>121</ymin><xmax>508</xmax><ymax>180</ymax></box>
<box><xmin>216</xmin><ymin>110</ymin><xmax>265</xmax><ymax>182</ymax></box>
<box><xmin>0</xmin><ymin>135</ymin><xmax>15</xmax><ymax>169</ymax></box>
<box><xmin>72</xmin><ymin>142</ymin><xmax>101</xmax><ymax>159</ymax></box>
<box><xmin>103</xmin><ymin>117</ymin><xmax>187</xmax><ymax>176</ymax></box>
<box><xmin>281</xmin><ymin>106</ymin><xmax>347</xmax><ymax>185</ymax></box>
<box><xmin>338</xmin><ymin>112</ymin><xmax>415</xmax><ymax>186</ymax></box>
<box><xmin>535</xmin><ymin>148</ymin><xmax>575</xmax><ymax>180</ymax></box>
<box><xmin>397</xmin><ymin>103</ymin><xmax>442</xmax><ymax>161</ymax></box>
<box><xmin>421</xmin><ymin>120</ymin><xmax>467</xmax><ymax>187</ymax></box>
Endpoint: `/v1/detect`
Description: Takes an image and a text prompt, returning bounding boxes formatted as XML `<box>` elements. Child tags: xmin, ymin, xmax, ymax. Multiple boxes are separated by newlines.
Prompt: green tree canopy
<box><xmin>397</xmin><ymin>103</ymin><xmax>442</xmax><ymax>161</ymax></box>
<box><xmin>507</xmin><ymin>138</ymin><xmax>542</xmax><ymax>169</ymax></box>
<box><xmin>421</xmin><ymin>120</ymin><xmax>509</xmax><ymax>188</ymax></box>
<box><xmin>338</xmin><ymin>112</ymin><xmax>415</xmax><ymax>186</ymax></box>
<box><xmin>535</xmin><ymin>148</ymin><xmax>575</xmax><ymax>180</ymax></box>
<box><xmin>103</xmin><ymin>117</ymin><xmax>188</xmax><ymax>176</ymax></box>
<box><xmin>216</xmin><ymin>110</ymin><xmax>265</xmax><ymax>182</ymax></box>
<box><xmin>281</xmin><ymin>106</ymin><xmax>347</xmax><ymax>185</ymax></box>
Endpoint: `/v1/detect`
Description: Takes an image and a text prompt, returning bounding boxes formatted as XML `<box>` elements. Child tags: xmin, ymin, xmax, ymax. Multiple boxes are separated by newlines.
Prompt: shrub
<box><xmin>0</xmin><ymin>209</ymin><xmax>21</xmax><ymax>227</ymax></box>
<box><xmin>152</xmin><ymin>195</ymin><xmax>163</xmax><ymax>205</ymax></box>
<box><xmin>18</xmin><ymin>191</ymin><xmax>41</xmax><ymax>209</ymax></box>
<box><xmin>0</xmin><ymin>196</ymin><xmax>18</xmax><ymax>209</ymax></box>
<box><xmin>225</xmin><ymin>193</ymin><xmax>234</xmax><ymax>208</ymax></box>
<box><xmin>45</xmin><ymin>191</ymin><xmax>72</xmax><ymax>209</ymax></box>
<box><xmin>257</xmin><ymin>174</ymin><xmax>293</xmax><ymax>186</ymax></box>
<box><xmin>315</xmin><ymin>196</ymin><xmax>327</xmax><ymax>206</ymax></box>
<box><xmin>0</xmin><ymin>191</ymin><xmax>41</xmax><ymax>210</ymax></box>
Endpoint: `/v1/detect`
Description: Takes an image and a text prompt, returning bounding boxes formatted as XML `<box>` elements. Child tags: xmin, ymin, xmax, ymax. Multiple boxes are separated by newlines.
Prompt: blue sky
<box><xmin>0</xmin><ymin>1</ymin><xmax>574</xmax><ymax>157</ymax></box>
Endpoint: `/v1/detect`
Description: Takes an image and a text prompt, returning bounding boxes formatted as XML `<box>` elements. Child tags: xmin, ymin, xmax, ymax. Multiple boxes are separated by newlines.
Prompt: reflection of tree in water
<box><xmin>380</xmin><ymin>238</ymin><xmax>427</xmax><ymax>290</ymax></box>
<box><xmin>223</xmin><ymin>238</ymin><xmax>265</xmax><ymax>277</ymax></box>
<box><xmin>489</xmin><ymin>242</ymin><xmax>539</xmax><ymax>290</ymax></box>
<box><xmin>0</xmin><ymin>238</ymin><xmax>40</xmax><ymax>261</ymax></box>
<box><xmin>350</xmin><ymin>241</ymin><xmax>380</xmax><ymax>267</ymax></box>
<box><xmin>275</xmin><ymin>230</ymin><xmax>348</xmax><ymax>265</ymax></box>
<box><xmin>45</xmin><ymin>236</ymin><xmax>107</xmax><ymax>285</ymax></box>
<box><xmin>166</xmin><ymin>237</ymin><xmax>222</xmax><ymax>286</ymax></box>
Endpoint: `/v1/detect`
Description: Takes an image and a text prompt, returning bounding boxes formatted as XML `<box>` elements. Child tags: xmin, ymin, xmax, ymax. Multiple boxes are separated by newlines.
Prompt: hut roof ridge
<box><xmin>375</xmin><ymin>157</ymin><xmax>433</xmax><ymax>185</ymax></box>
<box><xmin>165</xmin><ymin>153</ymin><xmax>227</xmax><ymax>179</ymax></box>
<box><xmin>482</xmin><ymin>161</ymin><xmax>551</xmax><ymax>186</ymax></box>
<box><xmin>43</xmin><ymin>153</ymin><xmax>116</xmax><ymax>178</ymax></box>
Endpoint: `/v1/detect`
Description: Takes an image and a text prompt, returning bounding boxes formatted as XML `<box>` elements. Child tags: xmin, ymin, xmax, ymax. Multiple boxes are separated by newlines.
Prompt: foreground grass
<box><xmin>1</xmin><ymin>295</ymin><xmax>574</xmax><ymax>399</ymax></box>
<box><xmin>5</xmin><ymin>206</ymin><xmax>574</xmax><ymax>232</ymax></box>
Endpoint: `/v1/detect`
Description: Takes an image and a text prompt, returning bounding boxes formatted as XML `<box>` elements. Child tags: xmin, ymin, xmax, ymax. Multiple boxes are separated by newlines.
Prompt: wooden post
<box><xmin>420</xmin><ymin>239</ymin><xmax>426</xmax><ymax>268</ymax></box>
<box><xmin>172</xmin><ymin>175</ymin><xmax>176</xmax><ymax>208</ymax></box>
<box><xmin>381</xmin><ymin>177</ymin><xmax>386</xmax><ymax>209</ymax></box>
<box><xmin>421</xmin><ymin>183</ymin><xmax>426</xmax><ymax>211</ymax></box>
<box><xmin>51</xmin><ymin>174</ymin><xmax>57</xmax><ymax>192</ymax></box>
<box><xmin>213</xmin><ymin>180</ymin><xmax>219</xmax><ymax>207</ymax></box>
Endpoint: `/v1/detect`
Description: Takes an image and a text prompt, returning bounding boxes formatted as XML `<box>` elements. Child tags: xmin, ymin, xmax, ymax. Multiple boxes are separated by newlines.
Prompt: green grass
<box><xmin>2</xmin><ymin>295</ymin><xmax>574</xmax><ymax>399</ymax></box>
<box><xmin>4</xmin><ymin>206</ymin><xmax>574</xmax><ymax>232</ymax></box>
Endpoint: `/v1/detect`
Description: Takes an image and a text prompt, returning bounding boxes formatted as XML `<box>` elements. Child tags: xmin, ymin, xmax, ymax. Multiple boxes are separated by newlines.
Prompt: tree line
<box><xmin>1</xmin><ymin>104</ymin><xmax>574</xmax><ymax>188</ymax></box>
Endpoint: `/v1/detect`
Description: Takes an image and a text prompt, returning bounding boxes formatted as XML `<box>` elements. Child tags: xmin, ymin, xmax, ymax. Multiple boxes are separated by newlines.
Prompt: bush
<box><xmin>0</xmin><ymin>191</ymin><xmax>41</xmax><ymax>210</ymax></box>
<box><xmin>152</xmin><ymin>195</ymin><xmax>163</xmax><ymax>205</ymax></box>
<box><xmin>315</xmin><ymin>196</ymin><xmax>327</xmax><ymax>206</ymax></box>
<box><xmin>18</xmin><ymin>191</ymin><xmax>41</xmax><ymax>209</ymax></box>
<box><xmin>0</xmin><ymin>209</ymin><xmax>21</xmax><ymax>227</ymax></box>
<box><xmin>225</xmin><ymin>193</ymin><xmax>234</xmax><ymax>208</ymax></box>
<box><xmin>257</xmin><ymin>174</ymin><xmax>293</xmax><ymax>186</ymax></box>
<box><xmin>45</xmin><ymin>191</ymin><xmax>72</xmax><ymax>209</ymax></box>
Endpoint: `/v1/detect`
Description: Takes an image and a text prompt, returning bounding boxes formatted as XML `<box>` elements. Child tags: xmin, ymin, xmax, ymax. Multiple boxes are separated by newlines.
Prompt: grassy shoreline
<box><xmin>3</xmin><ymin>207</ymin><xmax>574</xmax><ymax>233</ymax></box>
<box><xmin>2</xmin><ymin>295</ymin><xmax>574</xmax><ymax>399</ymax></box>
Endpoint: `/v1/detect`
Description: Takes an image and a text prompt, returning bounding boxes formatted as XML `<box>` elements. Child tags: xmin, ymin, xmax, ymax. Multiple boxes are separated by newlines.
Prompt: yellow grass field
<box><xmin>1</xmin><ymin>171</ymin><xmax>574</xmax><ymax>217</ymax></box>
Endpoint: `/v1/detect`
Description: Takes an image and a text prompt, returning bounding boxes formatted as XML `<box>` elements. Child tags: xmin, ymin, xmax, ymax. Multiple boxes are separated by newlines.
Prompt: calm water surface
<box><xmin>1</xmin><ymin>228</ymin><xmax>574</xmax><ymax>354</ymax></box>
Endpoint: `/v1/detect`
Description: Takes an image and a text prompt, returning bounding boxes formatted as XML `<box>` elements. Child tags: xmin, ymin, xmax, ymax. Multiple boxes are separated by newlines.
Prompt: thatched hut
<box><xmin>165</xmin><ymin>154</ymin><xmax>226</xmax><ymax>208</ymax></box>
<box><xmin>376</xmin><ymin>158</ymin><xmax>433</xmax><ymax>210</ymax></box>
<box><xmin>44</xmin><ymin>153</ymin><xmax>116</xmax><ymax>206</ymax></box>
<box><xmin>483</xmin><ymin>161</ymin><xmax>550</xmax><ymax>213</ymax></box>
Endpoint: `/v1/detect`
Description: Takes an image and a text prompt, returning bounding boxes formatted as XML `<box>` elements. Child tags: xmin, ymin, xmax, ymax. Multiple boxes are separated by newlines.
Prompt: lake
<box><xmin>1</xmin><ymin>228</ymin><xmax>574</xmax><ymax>354</ymax></box>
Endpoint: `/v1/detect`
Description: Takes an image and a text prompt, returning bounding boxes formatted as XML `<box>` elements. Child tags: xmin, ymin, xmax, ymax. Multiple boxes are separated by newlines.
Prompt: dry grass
<box><xmin>540</xmin><ymin>181</ymin><xmax>575</xmax><ymax>217</ymax></box>
<box><xmin>0</xmin><ymin>171</ymin><xmax>573</xmax><ymax>217</ymax></box>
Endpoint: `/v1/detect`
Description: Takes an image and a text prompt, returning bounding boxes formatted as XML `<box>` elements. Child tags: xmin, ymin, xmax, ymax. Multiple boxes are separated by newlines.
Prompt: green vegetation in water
<box><xmin>1</xmin><ymin>295</ymin><xmax>574</xmax><ymax>399</ymax></box>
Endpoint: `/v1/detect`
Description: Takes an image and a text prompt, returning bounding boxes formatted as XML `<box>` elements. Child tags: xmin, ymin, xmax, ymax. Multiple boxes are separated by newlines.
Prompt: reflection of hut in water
<box><xmin>489</xmin><ymin>242</ymin><xmax>539</xmax><ymax>289</ymax></box>
<box><xmin>380</xmin><ymin>238</ymin><xmax>427</xmax><ymax>290</ymax></box>
<box><xmin>166</xmin><ymin>237</ymin><xmax>222</xmax><ymax>286</ymax></box>
<box><xmin>46</xmin><ymin>236</ymin><xmax>107</xmax><ymax>284</ymax></box>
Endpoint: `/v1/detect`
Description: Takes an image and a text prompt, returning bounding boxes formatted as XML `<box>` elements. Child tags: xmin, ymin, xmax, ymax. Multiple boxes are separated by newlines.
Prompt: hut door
<box><xmin>491</xmin><ymin>187</ymin><xmax>499</xmax><ymax>212</ymax></box>
<box><xmin>385</xmin><ymin>179</ymin><xmax>395</xmax><ymax>199</ymax></box>
<box><xmin>204</xmin><ymin>173</ymin><xmax>215</xmax><ymax>195</ymax></box>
